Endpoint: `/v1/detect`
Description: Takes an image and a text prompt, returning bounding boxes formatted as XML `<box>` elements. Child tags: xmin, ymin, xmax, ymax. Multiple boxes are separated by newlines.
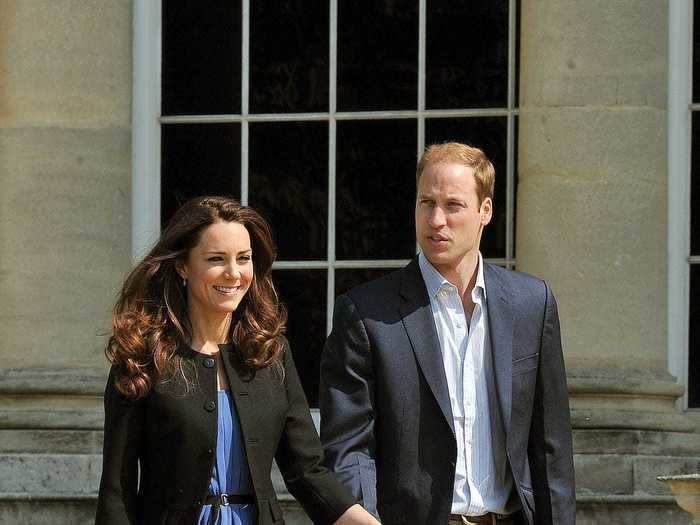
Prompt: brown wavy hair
<box><xmin>106</xmin><ymin>196</ymin><xmax>287</xmax><ymax>399</ymax></box>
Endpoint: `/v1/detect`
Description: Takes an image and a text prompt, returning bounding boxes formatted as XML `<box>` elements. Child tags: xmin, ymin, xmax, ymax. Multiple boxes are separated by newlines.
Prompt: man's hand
<box><xmin>333</xmin><ymin>504</ymin><xmax>381</xmax><ymax>525</ymax></box>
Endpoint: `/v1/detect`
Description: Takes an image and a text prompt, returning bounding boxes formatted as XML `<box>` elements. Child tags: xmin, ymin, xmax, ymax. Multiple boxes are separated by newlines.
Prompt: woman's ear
<box><xmin>174</xmin><ymin>260</ymin><xmax>187</xmax><ymax>281</ymax></box>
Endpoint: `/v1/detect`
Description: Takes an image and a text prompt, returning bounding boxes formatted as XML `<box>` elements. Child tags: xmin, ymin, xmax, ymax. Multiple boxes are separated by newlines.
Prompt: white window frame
<box><xmin>132</xmin><ymin>0</ymin><xmax>520</xmax><ymax>337</ymax></box>
<box><xmin>668</xmin><ymin>0</ymin><xmax>694</xmax><ymax>410</ymax></box>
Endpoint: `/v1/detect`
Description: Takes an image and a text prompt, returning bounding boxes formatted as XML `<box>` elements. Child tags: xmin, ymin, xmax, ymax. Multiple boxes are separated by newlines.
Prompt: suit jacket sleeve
<box><xmin>95</xmin><ymin>366</ymin><xmax>145</xmax><ymax>525</ymax></box>
<box><xmin>275</xmin><ymin>341</ymin><xmax>357</xmax><ymax>525</ymax></box>
<box><xmin>532</xmin><ymin>285</ymin><xmax>576</xmax><ymax>524</ymax></box>
<box><xmin>319</xmin><ymin>294</ymin><xmax>378</xmax><ymax>518</ymax></box>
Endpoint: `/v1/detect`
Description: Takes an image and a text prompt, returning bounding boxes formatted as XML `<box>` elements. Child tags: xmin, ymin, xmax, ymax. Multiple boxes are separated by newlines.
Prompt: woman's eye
<box><xmin>207</xmin><ymin>256</ymin><xmax>223</xmax><ymax>262</ymax></box>
<box><xmin>238</xmin><ymin>255</ymin><xmax>251</xmax><ymax>262</ymax></box>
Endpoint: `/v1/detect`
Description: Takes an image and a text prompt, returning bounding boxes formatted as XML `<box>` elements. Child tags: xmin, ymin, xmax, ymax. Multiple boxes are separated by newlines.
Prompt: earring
<box><xmin>182</xmin><ymin>277</ymin><xmax>187</xmax><ymax>287</ymax></box>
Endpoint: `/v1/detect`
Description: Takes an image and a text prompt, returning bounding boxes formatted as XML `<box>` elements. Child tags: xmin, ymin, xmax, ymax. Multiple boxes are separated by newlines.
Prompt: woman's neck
<box><xmin>188</xmin><ymin>309</ymin><xmax>232</xmax><ymax>354</ymax></box>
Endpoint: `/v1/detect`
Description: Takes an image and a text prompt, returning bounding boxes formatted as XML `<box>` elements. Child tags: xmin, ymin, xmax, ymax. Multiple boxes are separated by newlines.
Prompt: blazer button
<box><xmin>203</xmin><ymin>357</ymin><xmax>215</xmax><ymax>368</ymax></box>
<box><xmin>204</xmin><ymin>401</ymin><xmax>216</xmax><ymax>412</ymax></box>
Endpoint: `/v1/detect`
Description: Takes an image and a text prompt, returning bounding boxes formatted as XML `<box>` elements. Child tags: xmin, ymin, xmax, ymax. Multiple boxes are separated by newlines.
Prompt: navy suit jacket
<box><xmin>319</xmin><ymin>258</ymin><xmax>575</xmax><ymax>525</ymax></box>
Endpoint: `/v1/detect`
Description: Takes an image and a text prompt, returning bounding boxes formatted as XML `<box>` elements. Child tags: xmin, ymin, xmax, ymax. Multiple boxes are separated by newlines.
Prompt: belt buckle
<box><xmin>220</xmin><ymin>493</ymin><xmax>230</xmax><ymax>507</ymax></box>
<box><xmin>462</xmin><ymin>515</ymin><xmax>496</xmax><ymax>525</ymax></box>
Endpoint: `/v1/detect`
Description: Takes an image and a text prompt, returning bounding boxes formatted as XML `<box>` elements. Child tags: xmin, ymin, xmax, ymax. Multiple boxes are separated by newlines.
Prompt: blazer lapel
<box><xmin>484</xmin><ymin>263</ymin><xmax>514</xmax><ymax>437</ymax></box>
<box><xmin>399</xmin><ymin>259</ymin><xmax>455</xmax><ymax>436</ymax></box>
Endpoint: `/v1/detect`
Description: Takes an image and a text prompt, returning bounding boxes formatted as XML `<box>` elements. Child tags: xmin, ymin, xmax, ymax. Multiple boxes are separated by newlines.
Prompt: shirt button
<box><xmin>204</xmin><ymin>401</ymin><xmax>216</xmax><ymax>412</ymax></box>
<box><xmin>203</xmin><ymin>357</ymin><xmax>215</xmax><ymax>368</ymax></box>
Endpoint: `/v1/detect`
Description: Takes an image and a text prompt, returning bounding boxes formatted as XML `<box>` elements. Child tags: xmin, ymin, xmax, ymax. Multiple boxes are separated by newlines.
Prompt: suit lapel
<box><xmin>399</xmin><ymin>259</ymin><xmax>455</xmax><ymax>436</ymax></box>
<box><xmin>484</xmin><ymin>263</ymin><xmax>514</xmax><ymax>437</ymax></box>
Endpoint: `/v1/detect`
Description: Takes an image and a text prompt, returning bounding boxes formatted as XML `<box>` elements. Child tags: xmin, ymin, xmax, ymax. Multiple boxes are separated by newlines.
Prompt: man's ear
<box><xmin>480</xmin><ymin>197</ymin><xmax>493</xmax><ymax>226</ymax></box>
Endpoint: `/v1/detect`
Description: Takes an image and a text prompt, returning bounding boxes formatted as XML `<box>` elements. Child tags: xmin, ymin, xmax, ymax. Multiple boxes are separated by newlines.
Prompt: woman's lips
<box><xmin>213</xmin><ymin>285</ymin><xmax>240</xmax><ymax>295</ymax></box>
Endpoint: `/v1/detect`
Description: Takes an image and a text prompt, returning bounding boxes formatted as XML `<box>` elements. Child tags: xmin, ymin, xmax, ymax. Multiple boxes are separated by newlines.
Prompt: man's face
<box><xmin>415</xmin><ymin>162</ymin><xmax>492</xmax><ymax>275</ymax></box>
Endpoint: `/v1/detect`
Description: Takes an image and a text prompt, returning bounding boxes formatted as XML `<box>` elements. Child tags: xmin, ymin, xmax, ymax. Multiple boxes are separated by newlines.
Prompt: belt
<box><xmin>448</xmin><ymin>512</ymin><xmax>517</xmax><ymax>525</ymax></box>
<box><xmin>203</xmin><ymin>493</ymin><xmax>255</xmax><ymax>523</ymax></box>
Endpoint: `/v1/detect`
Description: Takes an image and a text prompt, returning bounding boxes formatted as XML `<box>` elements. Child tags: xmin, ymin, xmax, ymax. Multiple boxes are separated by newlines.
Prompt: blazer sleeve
<box><xmin>531</xmin><ymin>284</ymin><xmax>576</xmax><ymax>525</ymax></box>
<box><xmin>95</xmin><ymin>367</ymin><xmax>145</xmax><ymax>525</ymax></box>
<box><xmin>319</xmin><ymin>294</ymin><xmax>378</xmax><ymax>518</ymax></box>
<box><xmin>275</xmin><ymin>340</ymin><xmax>357</xmax><ymax>525</ymax></box>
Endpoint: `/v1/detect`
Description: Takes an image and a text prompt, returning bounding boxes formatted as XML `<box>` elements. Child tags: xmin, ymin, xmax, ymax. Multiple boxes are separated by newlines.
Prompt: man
<box><xmin>319</xmin><ymin>143</ymin><xmax>575</xmax><ymax>525</ymax></box>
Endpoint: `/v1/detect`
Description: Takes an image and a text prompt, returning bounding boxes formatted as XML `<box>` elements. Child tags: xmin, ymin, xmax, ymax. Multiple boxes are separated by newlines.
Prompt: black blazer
<box><xmin>96</xmin><ymin>339</ymin><xmax>355</xmax><ymax>525</ymax></box>
<box><xmin>319</xmin><ymin>259</ymin><xmax>575</xmax><ymax>525</ymax></box>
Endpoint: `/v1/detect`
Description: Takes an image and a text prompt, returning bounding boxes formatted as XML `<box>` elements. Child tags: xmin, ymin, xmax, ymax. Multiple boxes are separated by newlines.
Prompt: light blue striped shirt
<box><xmin>418</xmin><ymin>252</ymin><xmax>513</xmax><ymax>516</ymax></box>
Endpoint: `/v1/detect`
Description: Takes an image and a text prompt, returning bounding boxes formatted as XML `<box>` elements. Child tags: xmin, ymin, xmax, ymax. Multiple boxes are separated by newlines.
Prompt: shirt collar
<box><xmin>418</xmin><ymin>251</ymin><xmax>487</xmax><ymax>301</ymax></box>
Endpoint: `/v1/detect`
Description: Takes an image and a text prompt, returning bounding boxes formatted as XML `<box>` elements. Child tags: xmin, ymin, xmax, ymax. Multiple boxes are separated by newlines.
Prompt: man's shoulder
<box><xmin>485</xmin><ymin>263</ymin><xmax>549</xmax><ymax>299</ymax></box>
<box><xmin>343</xmin><ymin>266</ymin><xmax>405</xmax><ymax>305</ymax></box>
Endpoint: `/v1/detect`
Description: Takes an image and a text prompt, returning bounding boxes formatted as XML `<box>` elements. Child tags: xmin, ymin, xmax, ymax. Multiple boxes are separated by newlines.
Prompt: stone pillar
<box><xmin>0</xmin><ymin>1</ymin><xmax>132</xmax><ymax>523</ymax></box>
<box><xmin>518</xmin><ymin>1</ymin><xmax>700</xmax><ymax>524</ymax></box>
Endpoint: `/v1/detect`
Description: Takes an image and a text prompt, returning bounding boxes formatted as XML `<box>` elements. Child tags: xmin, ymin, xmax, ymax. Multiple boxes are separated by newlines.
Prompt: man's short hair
<box><xmin>416</xmin><ymin>142</ymin><xmax>495</xmax><ymax>204</ymax></box>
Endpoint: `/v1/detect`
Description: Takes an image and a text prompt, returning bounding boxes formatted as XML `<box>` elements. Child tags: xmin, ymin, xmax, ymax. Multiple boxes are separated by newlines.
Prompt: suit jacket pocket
<box><xmin>512</xmin><ymin>352</ymin><xmax>539</xmax><ymax>375</ymax></box>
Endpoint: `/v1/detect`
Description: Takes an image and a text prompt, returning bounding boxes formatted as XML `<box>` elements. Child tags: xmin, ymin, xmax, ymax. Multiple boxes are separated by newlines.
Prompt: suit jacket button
<box><xmin>203</xmin><ymin>357</ymin><xmax>215</xmax><ymax>368</ymax></box>
<box><xmin>205</xmin><ymin>401</ymin><xmax>216</xmax><ymax>412</ymax></box>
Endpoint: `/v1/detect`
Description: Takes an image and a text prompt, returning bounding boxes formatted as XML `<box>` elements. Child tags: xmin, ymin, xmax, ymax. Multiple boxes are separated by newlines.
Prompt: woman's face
<box><xmin>178</xmin><ymin>221</ymin><xmax>254</xmax><ymax>318</ymax></box>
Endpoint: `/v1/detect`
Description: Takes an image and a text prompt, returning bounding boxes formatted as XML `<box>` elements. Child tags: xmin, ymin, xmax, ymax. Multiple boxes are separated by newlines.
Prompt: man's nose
<box><xmin>428</xmin><ymin>206</ymin><xmax>446</xmax><ymax>228</ymax></box>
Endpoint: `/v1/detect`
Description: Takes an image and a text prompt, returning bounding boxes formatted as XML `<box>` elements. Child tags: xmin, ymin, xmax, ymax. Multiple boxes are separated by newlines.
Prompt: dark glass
<box><xmin>336</xmin><ymin>120</ymin><xmax>417</xmax><ymax>260</ymax></box>
<box><xmin>425</xmin><ymin>117</ymin><xmax>508</xmax><ymax>259</ymax></box>
<box><xmin>161</xmin><ymin>124</ymin><xmax>240</xmax><ymax>227</ymax></box>
<box><xmin>512</xmin><ymin>116</ymin><xmax>519</xmax><ymax>259</ymax></box>
<box><xmin>248</xmin><ymin>122</ymin><xmax>328</xmax><ymax>260</ymax></box>
<box><xmin>694</xmin><ymin>3</ymin><xmax>700</xmax><ymax>103</ymax></box>
<box><xmin>692</xmin><ymin>113</ymin><xmax>700</xmax><ymax>254</ymax></box>
<box><xmin>335</xmin><ymin>268</ymin><xmax>397</xmax><ymax>297</ymax></box>
<box><xmin>338</xmin><ymin>0</ymin><xmax>418</xmax><ymax>111</ymax></box>
<box><xmin>250</xmin><ymin>1</ymin><xmax>328</xmax><ymax>113</ymax></box>
<box><xmin>689</xmin><ymin>265</ymin><xmax>700</xmax><ymax>407</ymax></box>
<box><xmin>162</xmin><ymin>1</ymin><xmax>241</xmax><ymax>115</ymax></box>
<box><xmin>514</xmin><ymin>1</ymin><xmax>521</xmax><ymax>107</ymax></box>
<box><xmin>426</xmin><ymin>0</ymin><xmax>509</xmax><ymax>109</ymax></box>
<box><xmin>273</xmin><ymin>269</ymin><xmax>327</xmax><ymax>406</ymax></box>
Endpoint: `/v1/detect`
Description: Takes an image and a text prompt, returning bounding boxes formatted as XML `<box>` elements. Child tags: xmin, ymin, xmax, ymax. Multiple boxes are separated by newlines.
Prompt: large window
<box><xmin>159</xmin><ymin>0</ymin><xmax>520</xmax><ymax>404</ymax></box>
<box><xmin>690</xmin><ymin>1</ymin><xmax>700</xmax><ymax>407</ymax></box>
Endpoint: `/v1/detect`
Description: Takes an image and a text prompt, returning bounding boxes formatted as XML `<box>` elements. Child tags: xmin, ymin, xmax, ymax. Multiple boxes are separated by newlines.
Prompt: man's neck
<box><xmin>433</xmin><ymin>251</ymin><xmax>480</xmax><ymax>300</ymax></box>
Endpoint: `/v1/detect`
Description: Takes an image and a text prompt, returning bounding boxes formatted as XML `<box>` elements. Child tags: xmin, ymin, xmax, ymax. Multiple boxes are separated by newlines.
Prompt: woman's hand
<box><xmin>333</xmin><ymin>503</ymin><xmax>381</xmax><ymax>525</ymax></box>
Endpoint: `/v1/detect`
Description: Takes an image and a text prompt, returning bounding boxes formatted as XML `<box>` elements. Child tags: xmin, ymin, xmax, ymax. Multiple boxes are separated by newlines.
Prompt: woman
<box><xmin>95</xmin><ymin>196</ymin><xmax>378</xmax><ymax>525</ymax></box>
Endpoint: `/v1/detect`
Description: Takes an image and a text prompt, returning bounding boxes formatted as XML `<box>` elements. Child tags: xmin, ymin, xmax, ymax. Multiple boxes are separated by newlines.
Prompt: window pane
<box><xmin>689</xmin><ymin>265</ymin><xmax>700</xmax><ymax>408</ymax></box>
<box><xmin>338</xmin><ymin>0</ymin><xmax>418</xmax><ymax>111</ymax></box>
<box><xmin>250</xmin><ymin>1</ymin><xmax>328</xmax><ymax>113</ymax></box>
<box><xmin>249</xmin><ymin>122</ymin><xmax>328</xmax><ymax>260</ymax></box>
<box><xmin>514</xmin><ymin>1</ymin><xmax>521</xmax><ymax>107</ymax></box>
<box><xmin>425</xmin><ymin>117</ymin><xmax>509</xmax><ymax>259</ymax></box>
<box><xmin>161</xmin><ymin>124</ymin><xmax>241</xmax><ymax>227</ymax></box>
<box><xmin>336</xmin><ymin>120</ymin><xmax>417</xmax><ymax>260</ymax></box>
<box><xmin>692</xmin><ymin>113</ymin><xmax>700</xmax><ymax>255</ymax></box>
<box><xmin>162</xmin><ymin>1</ymin><xmax>241</xmax><ymax>115</ymax></box>
<box><xmin>694</xmin><ymin>2</ymin><xmax>700</xmax><ymax>103</ymax></box>
<box><xmin>335</xmin><ymin>268</ymin><xmax>397</xmax><ymax>297</ymax></box>
<box><xmin>273</xmin><ymin>269</ymin><xmax>327</xmax><ymax>406</ymax></box>
<box><xmin>426</xmin><ymin>0</ymin><xmax>509</xmax><ymax>109</ymax></box>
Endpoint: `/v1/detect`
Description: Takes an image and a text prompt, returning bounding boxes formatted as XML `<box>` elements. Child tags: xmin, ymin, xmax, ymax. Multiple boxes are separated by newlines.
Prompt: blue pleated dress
<box><xmin>197</xmin><ymin>390</ymin><xmax>256</xmax><ymax>525</ymax></box>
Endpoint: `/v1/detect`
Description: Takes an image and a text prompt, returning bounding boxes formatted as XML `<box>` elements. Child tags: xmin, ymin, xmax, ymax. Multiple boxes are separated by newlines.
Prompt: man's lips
<box><xmin>428</xmin><ymin>234</ymin><xmax>449</xmax><ymax>242</ymax></box>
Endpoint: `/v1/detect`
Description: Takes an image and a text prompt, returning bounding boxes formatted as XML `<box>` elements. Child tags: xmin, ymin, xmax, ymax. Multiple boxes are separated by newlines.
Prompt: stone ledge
<box><xmin>0</xmin><ymin>368</ymin><xmax>106</xmax><ymax>396</ymax></box>
<box><xmin>573</xmin><ymin>429</ymin><xmax>700</xmax><ymax>456</ymax></box>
